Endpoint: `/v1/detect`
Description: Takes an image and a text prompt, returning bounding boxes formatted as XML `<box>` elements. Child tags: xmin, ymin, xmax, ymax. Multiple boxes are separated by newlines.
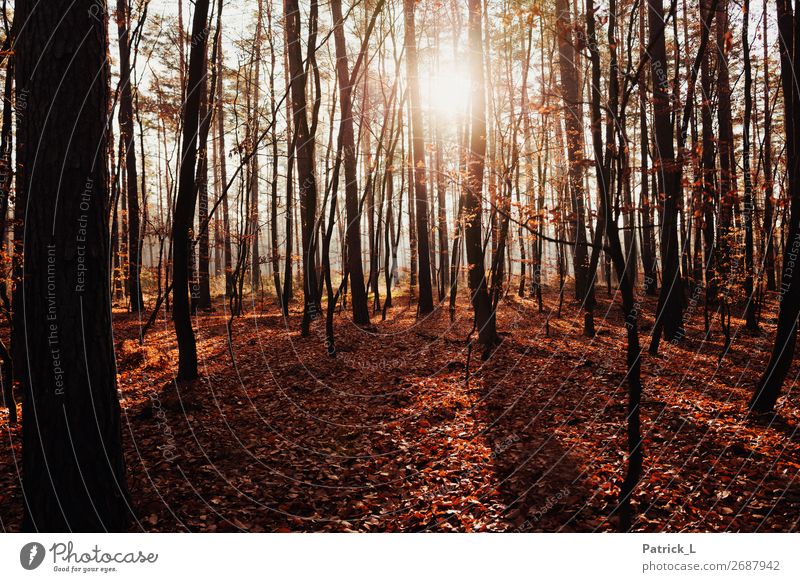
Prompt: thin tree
<box><xmin>171</xmin><ymin>0</ymin><xmax>211</xmax><ymax>380</ymax></box>
<box><xmin>285</xmin><ymin>0</ymin><xmax>321</xmax><ymax>334</ymax></box>
<box><xmin>403</xmin><ymin>0</ymin><xmax>434</xmax><ymax>314</ymax></box>
<box><xmin>648</xmin><ymin>0</ymin><xmax>685</xmax><ymax>353</ymax></box>
<box><xmin>555</xmin><ymin>0</ymin><xmax>594</xmax><ymax>335</ymax></box>
<box><xmin>464</xmin><ymin>0</ymin><xmax>498</xmax><ymax>353</ymax></box>
<box><xmin>742</xmin><ymin>0</ymin><xmax>758</xmax><ymax>330</ymax></box>
<box><xmin>116</xmin><ymin>0</ymin><xmax>144</xmax><ymax>312</ymax></box>
<box><xmin>750</xmin><ymin>0</ymin><xmax>800</xmax><ymax>413</ymax></box>
<box><xmin>194</xmin><ymin>0</ymin><xmax>219</xmax><ymax>311</ymax></box>
<box><xmin>331</xmin><ymin>0</ymin><xmax>371</xmax><ymax>326</ymax></box>
<box><xmin>761</xmin><ymin>0</ymin><xmax>776</xmax><ymax>292</ymax></box>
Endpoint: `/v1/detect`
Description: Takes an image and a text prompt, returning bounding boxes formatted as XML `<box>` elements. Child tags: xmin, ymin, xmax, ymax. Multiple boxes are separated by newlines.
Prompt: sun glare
<box><xmin>427</xmin><ymin>72</ymin><xmax>470</xmax><ymax>118</ymax></box>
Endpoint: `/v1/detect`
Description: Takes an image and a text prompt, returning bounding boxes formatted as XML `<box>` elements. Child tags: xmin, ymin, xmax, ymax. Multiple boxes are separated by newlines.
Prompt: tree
<box><xmin>750</xmin><ymin>0</ymin><xmax>800</xmax><ymax>413</ymax></box>
<box><xmin>463</xmin><ymin>0</ymin><xmax>497</xmax><ymax>353</ymax></box>
<box><xmin>249</xmin><ymin>0</ymin><xmax>264</xmax><ymax>293</ymax></box>
<box><xmin>555</xmin><ymin>0</ymin><xmax>594</xmax><ymax>336</ymax></box>
<box><xmin>215</xmin><ymin>18</ymin><xmax>233</xmax><ymax>299</ymax></box>
<box><xmin>331</xmin><ymin>0</ymin><xmax>371</xmax><ymax>326</ymax></box>
<box><xmin>0</xmin><ymin>7</ymin><xmax>15</xmax><ymax>425</ymax></box>
<box><xmin>116</xmin><ymin>0</ymin><xmax>144</xmax><ymax>312</ymax></box>
<box><xmin>285</xmin><ymin>0</ymin><xmax>321</xmax><ymax>335</ymax></box>
<box><xmin>647</xmin><ymin>0</ymin><xmax>685</xmax><ymax>352</ymax></box>
<box><xmin>403</xmin><ymin>0</ymin><xmax>434</xmax><ymax>315</ymax></box>
<box><xmin>171</xmin><ymin>0</ymin><xmax>211</xmax><ymax>380</ymax></box>
<box><xmin>585</xmin><ymin>0</ymin><xmax>643</xmax><ymax>532</ymax></box>
<box><xmin>761</xmin><ymin>0</ymin><xmax>776</xmax><ymax>293</ymax></box>
<box><xmin>742</xmin><ymin>0</ymin><xmax>757</xmax><ymax>330</ymax></box>
<box><xmin>15</xmin><ymin>0</ymin><xmax>130</xmax><ymax>530</ymax></box>
<box><xmin>194</xmin><ymin>0</ymin><xmax>219</xmax><ymax>312</ymax></box>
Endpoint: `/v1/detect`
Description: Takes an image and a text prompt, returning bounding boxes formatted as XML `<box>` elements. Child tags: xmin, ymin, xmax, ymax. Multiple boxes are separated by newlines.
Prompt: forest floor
<box><xmin>1</xmin><ymin>284</ymin><xmax>799</xmax><ymax>532</ymax></box>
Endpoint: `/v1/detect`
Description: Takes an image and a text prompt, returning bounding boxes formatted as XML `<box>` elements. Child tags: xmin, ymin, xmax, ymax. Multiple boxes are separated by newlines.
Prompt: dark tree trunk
<box><xmin>171</xmin><ymin>0</ymin><xmax>211</xmax><ymax>380</ymax></box>
<box><xmin>407</xmin><ymin>139</ymin><xmax>417</xmax><ymax>293</ymax></box>
<box><xmin>716</xmin><ymin>1</ymin><xmax>736</xmax><ymax>288</ymax></box>
<box><xmin>762</xmin><ymin>0</ymin><xmax>777</xmax><ymax>292</ymax></box>
<box><xmin>403</xmin><ymin>0</ymin><xmax>434</xmax><ymax>314</ymax></box>
<box><xmin>331</xmin><ymin>0</ymin><xmax>370</xmax><ymax>326</ymax></box>
<box><xmin>742</xmin><ymin>0</ymin><xmax>758</xmax><ymax>330</ymax></box>
<box><xmin>585</xmin><ymin>0</ymin><xmax>643</xmax><ymax>532</ymax></box>
<box><xmin>215</xmin><ymin>25</ymin><xmax>233</xmax><ymax>300</ymax></box>
<box><xmin>266</xmin><ymin>1</ymin><xmax>282</xmax><ymax>307</ymax></box>
<box><xmin>556</xmin><ymin>0</ymin><xmax>593</xmax><ymax>335</ymax></box>
<box><xmin>285</xmin><ymin>0</ymin><xmax>321</xmax><ymax>335</ymax></box>
<box><xmin>281</xmin><ymin>21</ymin><xmax>294</xmax><ymax>314</ymax></box>
<box><xmin>750</xmin><ymin>0</ymin><xmax>800</xmax><ymax>413</ymax></box>
<box><xmin>249</xmin><ymin>0</ymin><xmax>264</xmax><ymax>293</ymax></box>
<box><xmin>436</xmin><ymin>137</ymin><xmax>449</xmax><ymax>301</ymax></box>
<box><xmin>465</xmin><ymin>0</ymin><xmax>498</xmax><ymax>353</ymax></box>
<box><xmin>638</xmin><ymin>11</ymin><xmax>658</xmax><ymax>297</ymax></box>
<box><xmin>116</xmin><ymin>0</ymin><xmax>144</xmax><ymax>312</ymax></box>
<box><xmin>648</xmin><ymin>0</ymin><xmax>685</xmax><ymax>352</ymax></box>
<box><xmin>194</xmin><ymin>1</ymin><xmax>219</xmax><ymax>312</ymax></box>
<box><xmin>15</xmin><ymin>0</ymin><xmax>131</xmax><ymax>531</ymax></box>
<box><xmin>699</xmin><ymin>3</ymin><xmax>717</xmax><ymax>326</ymax></box>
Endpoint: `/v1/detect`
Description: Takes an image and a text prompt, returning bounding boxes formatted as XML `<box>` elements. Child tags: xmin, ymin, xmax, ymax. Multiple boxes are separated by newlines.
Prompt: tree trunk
<box><xmin>762</xmin><ymin>0</ymin><xmax>776</xmax><ymax>292</ymax></box>
<box><xmin>742</xmin><ymin>0</ymin><xmax>758</xmax><ymax>330</ymax></box>
<box><xmin>648</xmin><ymin>0</ymin><xmax>685</xmax><ymax>352</ymax></box>
<box><xmin>194</xmin><ymin>0</ymin><xmax>219</xmax><ymax>311</ymax></box>
<box><xmin>464</xmin><ymin>0</ymin><xmax>498</xmax><ymax>353</ymax></box>
<box><xmin>215</xmin><ymin>24</ymin><xmax>233</xmax><ymax>299</ymax></box>
<box><xmin>267</xmin><ymin>1</ymin><xmax>283</xmax><ymax>307</ymax></box>
<box><xmin>585</xmin><ymin>0</ymin><xmax>643</xmax><ymax>532</ymax></box>
<box><xmin>116</xmin><ymin>0</ymin><xmax>144</xmax><ymax>312</ymax></box>
<box><xmin>0</xmin><ymin>28</ymin><xmax>15</xmax><ymax>423</ymax></box>
<box><xmin>285</xmin><ymin>0</ymin><xmax>321</xmax><ymax>335</ymax></box>
<box><xmin>556</xmin><ymin>0</ymin><xmax>593</xmax><ymax>335</ymax></box>
<box><xmin>331</xmin><ymin>0</ymin><xmax>370</xmax><ymax>325</ymax></box>
<box><xmin>403</xmin><ymin>0</ymin><xmax>434</xmax><ymax>314</ymax></box>
<box><xmin>250</xmin><ymin>0</ymin><xmax>264</xmax><ymax>293</ymax></box>
<box><xmin>15</xmin><ymin>0</ymin><xmax>130</xmax><ymax>530</ymax></box>
<box><xmin>171</xmin><ymin>0</ymin><xmax>211</xmax><ymax>380</ymax></box>
<box><xmin>638</xmin><ymin>2</ymin><xmax>657</xmax><ymax>296</ymax></box>
<box><xmin>750</xmin><ymin>0</ymin><xmax>800</xmax><ymax>413</ymax></box>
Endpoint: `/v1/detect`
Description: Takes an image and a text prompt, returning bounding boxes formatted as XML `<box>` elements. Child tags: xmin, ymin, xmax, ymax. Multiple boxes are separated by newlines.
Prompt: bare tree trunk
<box><xmin>762</xmin><ymin>0</ymin><xmax>777</xmax><ymax>292</ymax></box>
<box><xmin>743</xmin><ymin>0</ymin><xmax>758</xmax><ymax>330</ymax></box>
<box><xmin>215</xmin><ymin>26</ymin><xmax>233</xmax><ymax>300</ymax></box>
<box><xmin>250</xmin><ymin>0</ymin><xmax>264</xmax><ymax>293</ymax></box>
<box><xmin>403</xmin><ymin>0</ymin><xmax>434</xmax><ymax>314</ymax></box>
<box><xmin>556</xmin><ymin>0</ymin><xmax>594</xmax><ymax>335</ymax></box>
<box><xmin>171</xmin><ymin>0</ymin><xmax>210</xmax><ymax>380</ymax></box>
<box><xmin>750</xmin><ymin>0</ymin><xmax>800</xmax><ymax>413</ymax></box>
<box><xmin>585</xmin><ymin>0</ymin><xmax>643</xmax><ymax>532</ymax></box>
<box><xmin>648</xmin><ymin>0</ymin><xmax>685</xmax><ymax>352</ymax></box>
<box><xmin>331</xmin><ymin>0</ymin><xmax>371</xmax><ymax>325</ymax></box>
<box><xmin>116</xmin><ymin>0</ymin><xmax>144</xmax><ymax>312</ymax></box>
<box><xmin>194</xmin><ymin>0</ymin><xmax>220</xmax><ymax>312</ymax></box>
<box><xmin>266</xmin><ymin>1</ymin><xmax>282</xmax><ymax>307</ymax></box>
<box><xmin>16</xmin><ymin>0</ymin><xmax>130</xmax><ymax>530</ymax></box>
<box><xmin>0</xmin><ymin>24</ymin><xmax>14</xmax><ymax>423</ymax></box>
<box><xmin>464</xmin><ymin>0</ymin><xmax>498</xmax><ymax>353</ymax></box>
<box><xmin>285</xmin><ymin>0</ymin><xmax>321</xmax><ymax>335</ymax></box>
<box><xmin>281</xmin><ymin>21</ymin><xmax>294</xmax><ymax>314</ymax></box>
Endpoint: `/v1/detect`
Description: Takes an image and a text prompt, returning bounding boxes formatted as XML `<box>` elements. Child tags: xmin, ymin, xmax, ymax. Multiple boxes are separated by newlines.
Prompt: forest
<box><xmin>0</xmin><ymin>0</ymin><xmax>799</xmax><ymax>533</ymax></box>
